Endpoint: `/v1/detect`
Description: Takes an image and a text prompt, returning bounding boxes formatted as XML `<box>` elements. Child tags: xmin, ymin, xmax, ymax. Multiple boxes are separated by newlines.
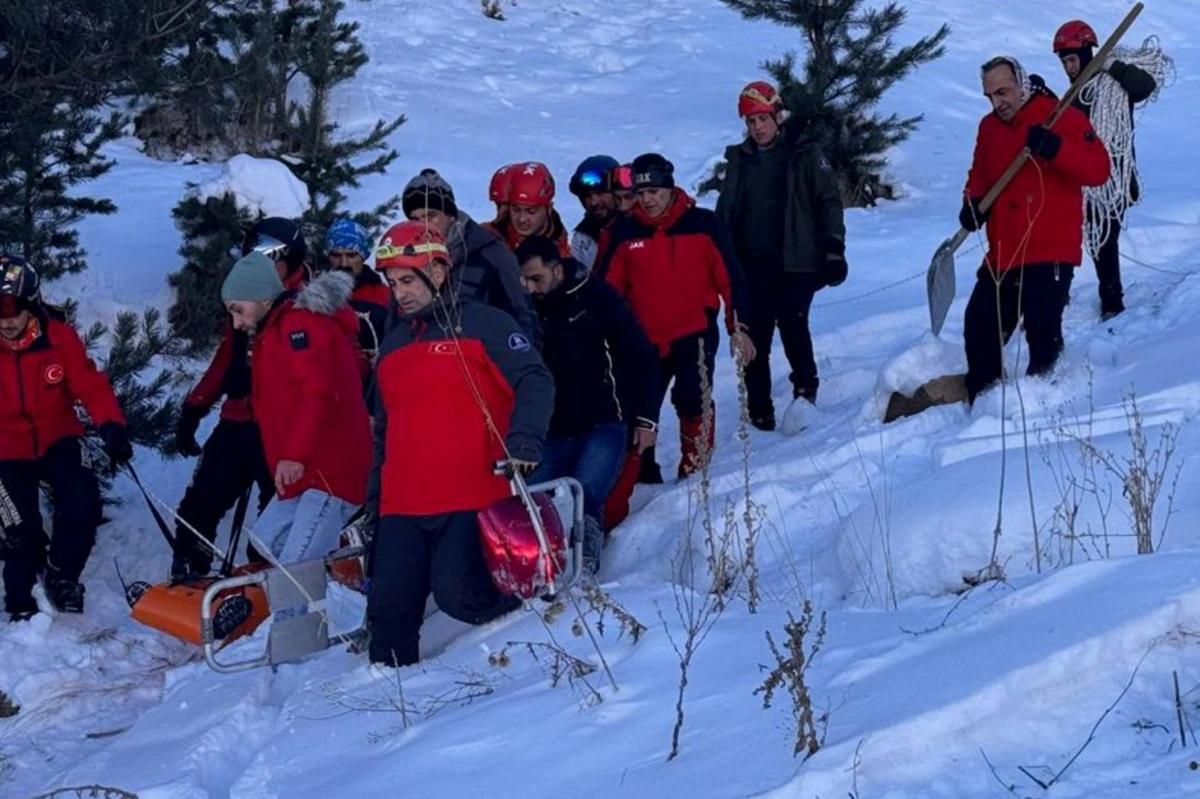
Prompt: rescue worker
<box><xmin>959</xmin><ymin>56</ymin><xmax>1110</xmax><ymax>403</ymax></box>
<box><xmin>325</xmin><ymin>217</ymin><xmax>389</xmax><ymax>365</ymax></box>
<box><xmin>170</xmin><ymin>217</ymin><xmax>308</xmax><ymax>581</ymax></box>
<box><xmin>219</xmin><ymin>252</ymin><xmax>371</xmax><ymax>564</ymax></box>
<box><xmin>598</xmin><ymin>153</ymin><xmax>755</xmax><ymax>481</ymax></box>
<box><xmin>366</xmin><ymin>221</ymin><xmax>554</xmax><ymax>667</ymax></box>
<box><xmin>0</xmin><ymin>255</ymin><xmax>131</xmax><ymax>619</ymax></box>
<box><xmin>568</xmin><ymin>155</ymin><xmax>621</xmax><ymax>271</ymax></box>
<box><xmin>716</xmin><ymin>81</ymin><xmax>847</xmax><ymax>431</ymax></box>
<box><xmin>402</xmin><ymin>168</ymin><xmax>542</xmax><ymax>348</ymax></box>
<box><xmin>516</xmin><ymin>235</ymin><xmax>659</xmax><ymax>571</ymax></box>
<box><xmin>484</xmin><ymin>162</ymin><xmax>572</xmax><ymax>257</ymax></box>
<box><xmin>1053</xmin><ymin>19</ymin><xmax>1158</xmax><ymax>319</ymax></box>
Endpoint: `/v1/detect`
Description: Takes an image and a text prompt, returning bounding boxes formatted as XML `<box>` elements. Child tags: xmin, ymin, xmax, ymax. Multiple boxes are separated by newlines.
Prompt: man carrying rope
<box><xmin>1053</xmin><ymin>20</ymin><xmax>1163</xmax><ymax>320</ymax></box>
<box><xmin>959</xmin><ymin>56</ymin><xmax>1110</xmax><ymax>404</ymax></box>
<box><xmin>365</xmin><ymin>221</ymin><xmax>554</xmax><ymax>668</ymax></box>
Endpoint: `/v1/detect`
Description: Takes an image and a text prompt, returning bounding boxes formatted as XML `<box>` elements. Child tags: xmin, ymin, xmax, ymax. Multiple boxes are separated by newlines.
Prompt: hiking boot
<box><xmin>749</xmin><ymin>410</ymin><xmax>776</xmax><ymax>432</ymax></box>
<box><xmin>1100</xmin><ymin>299</ymin><xmax>1125</xmax><ymax>321</ymax></box>
<box><xmin>170</xmin><ymin>553</ymin><xmax>212</xmax><ymax>585</ymax></box>
<box><xmin>8</xmin><ymin>609</ymin><xmax>37</xmax><ymax>623</ymax></box>
<box><xmin>45</xmin><ymin>576</ymin><xmax>85</xmax><ymax>614</ymax></box>
<box><xmin>581</xmin><ymin>516</ymin><xmax>604</xmax><ymax>577</ymax></box>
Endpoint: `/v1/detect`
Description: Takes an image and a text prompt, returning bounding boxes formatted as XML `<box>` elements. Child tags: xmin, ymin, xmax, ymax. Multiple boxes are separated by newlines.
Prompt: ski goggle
<box><xmin>248</xmin><ymin>234</ymin><xmax>290</xmax><ymax>261</ymax></box>
<box><xmin>571</xmin><ymin>168</ymin><xmax>612</xmax><ymax>197</ymax></box>
<box><xmin>0</xmin><ymin>294</ymin><xmax>32</xmax><ymax>319</ymax></box>
<box><xmin>740</xmin><ymin>86</ymin><xmax>777</xmax><ymax>107</ymax></box>
<box><xmin>374</xmin><ymin>240</ymin><xmax>451</xmax><ymax>269</ymax></box>
<box><xmin>611</xmin><ymin>165</ymin><xmax>634</xmax><ymax>192</ymax></box>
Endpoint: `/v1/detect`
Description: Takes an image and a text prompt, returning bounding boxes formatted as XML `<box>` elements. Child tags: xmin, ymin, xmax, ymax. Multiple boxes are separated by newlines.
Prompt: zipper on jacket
<box><xmin>13</xmin><ymin>354</ymin><xmax>39</xmax><ymax>457</ymax></box>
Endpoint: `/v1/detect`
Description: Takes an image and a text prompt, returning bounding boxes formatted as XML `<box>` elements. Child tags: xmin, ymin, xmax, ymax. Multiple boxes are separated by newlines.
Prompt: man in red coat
<box><xmin>484</xmin><ymin>162</ymin><xmax>573</xmax><ymax>258</ymax></box>
<box><xmin>598</xmin><ymin>153</ymin><xmax>755</xmax><ymax>481</ymax></box>
<box><xmin>958</xmin><ymin>56</ymin><xmax>1110</xmax><ymax>403</ymax></box>
<box><xmin>0</xmin><ymin>256</ymin><xmax>131</xmax><ymax>619</ymax></box>
<box><xmin>169</xmin><ymin>217</ymin><xmax>308</xmax><ymax>582</ymax></box>
<box><xmin>365</xmin><ymin>221</ymin><xmax>553</xmax><ymax>667</ymax></box>
<box><xmin>220</xmin><ymin>251</ymin><xmax>371</xmax><ymax>564</ymax></box>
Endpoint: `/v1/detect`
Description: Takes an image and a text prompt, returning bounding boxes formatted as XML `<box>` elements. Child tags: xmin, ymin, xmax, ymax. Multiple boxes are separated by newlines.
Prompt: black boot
<box><xmin>9</xmin><ymin>609</ymin><xmax>37</xmax><ymax>623</ymax></box>
<box><xmin>45</xmin><ymin>571</ymin><xmax>85</xmax><ymax>614</ymax></box>
<box><xmin>636</xmin><ymin>447</ymin><xmax>664</xmax><ymax>485</ymax></box>
<box><xmin>170</xmin><ymin>552</ymin><xmax>212</xmax><ymax>585</ymax></box>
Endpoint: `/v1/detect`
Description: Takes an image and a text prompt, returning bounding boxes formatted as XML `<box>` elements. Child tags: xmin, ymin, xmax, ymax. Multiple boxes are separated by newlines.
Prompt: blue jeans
<box><xmin>252</xmin><ymin>489</ymin><xmax>357</xmax><ymax>564</ymax></box>
<box><xmin>528</xmin><ymin>423</ymin><xmax>627</xmax><ymax>524</ymax></box>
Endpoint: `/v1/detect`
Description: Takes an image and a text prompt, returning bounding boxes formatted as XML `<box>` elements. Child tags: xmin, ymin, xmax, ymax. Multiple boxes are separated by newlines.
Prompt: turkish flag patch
<box><xmin>289</xmin><ymin>330</ymin><xmax>309</xmax><ymax>350</ymax></box>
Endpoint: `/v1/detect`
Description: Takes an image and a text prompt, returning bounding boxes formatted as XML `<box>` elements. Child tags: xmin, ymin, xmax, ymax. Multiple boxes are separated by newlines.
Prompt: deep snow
<box><xmin>4</xmin><ymin>0</ymin><xmax>1200</xmax><ymax>797</ymax></box>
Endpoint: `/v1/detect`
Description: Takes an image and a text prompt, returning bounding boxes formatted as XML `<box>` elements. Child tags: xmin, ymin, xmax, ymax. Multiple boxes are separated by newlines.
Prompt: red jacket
<box><xmin>185</xmin><ymin>325</ymin><xmax>253</xmax><ymax>422</ymax></box>
<box><xmin>182</xmin><ymin>268</ymin><xmax>312</xmax><ymax>423</ymax></box>
<box><xmin>603</xmin><ymin>189</ymin><xmax>751</xmax><ymax>354</ymax></box>
<box><xmin>966</xmin><ymin>93</ymin><xmax>1110</xmax><ymax>272</ymax></box>
<box><xmin>484</xmin><ymin>209</ymin><xmax>572</xmax><ymax>258</ymax></box>
<box><xmin>369</xmin><ymin>301</ymin><xmax>554</xmax><ymax>518</ymax></box>
<box><xmin>251</xmin><ymin>272</ymin><xmax>371</xmax><ymax>503</ymax></box>
<box><xmin>0</xmin><ymin>311</ymin><xmax>125</xmax><ymax>460</ymax></box>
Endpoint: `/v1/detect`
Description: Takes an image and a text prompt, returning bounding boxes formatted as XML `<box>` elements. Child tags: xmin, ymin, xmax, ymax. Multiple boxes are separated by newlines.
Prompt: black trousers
<box><xmin>174</xmin><ymin>420</ymin><xmax>272</xmax><ymax>570</ymax></box>
<box><xmin>963</xmin><ymin>263</ymin><xmax>1072</xmax><ymax>403</ymax></box>
<box><xmin>1092</xmin><ymin>225</ymin><xmax>1124</xmax><ymax>313</ymax></box>
<box><xmin>367</xmin><ymin>511</ymin><xmax>520</xmax><ymax>666</ymax></box>
<box><xmin>744</xmin><ymin>263</ymin><xmax>819</xmax><ymax>416</ymax></box>
<box><xmin>0</xmin><ymin>436</ymin><xmax>101</xmax><ymax>614</ymax></box>
<box><xmin>658</xmin><ymin>312</ymin><xmax>720</xmax><ymax>420</ymax></box>
<box><xmin>639</xmin><ymin>313</ymin><xmax>720</xmax><ymax>476</ymax></box>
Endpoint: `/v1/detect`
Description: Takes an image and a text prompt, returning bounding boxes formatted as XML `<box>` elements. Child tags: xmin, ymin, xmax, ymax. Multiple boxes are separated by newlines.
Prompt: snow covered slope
<box><xmin>5</xmin><ymin>0</ymin><xmax>1200</xmax><ymax>797</ymax></box>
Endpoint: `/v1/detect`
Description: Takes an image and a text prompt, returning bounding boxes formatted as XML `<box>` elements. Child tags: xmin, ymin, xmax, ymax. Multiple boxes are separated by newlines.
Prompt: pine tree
<box><xmin>94</xmin><ymin>309</ymin><xmax>188</xmax><ymax>453</ymax></box>
<box><xmin>719</xmin><ymin>0</ymin><xmax>949</xmax><ymax>206</ymax></box>
<box><xmin>167</xmin><ymin>193</ymin><xmax>255</xmax><ymax>354</ymax></box>
<box><xmin>282</xmin><ymin>0</ymin><xmax>404</xmax><ymax>264</ymax></box>
<box><xmin>0</xmin><ymin>104</ymin><xmax>122</xmax><ymax>279</ymax></box>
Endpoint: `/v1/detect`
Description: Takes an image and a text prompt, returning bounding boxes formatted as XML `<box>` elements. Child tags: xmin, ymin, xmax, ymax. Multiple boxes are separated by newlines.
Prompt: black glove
<box><xmin>1028</xmin><ymin>73</ymin><xmax>1058</xmax><ymax>101</ymax></box>
<box><xmin>820</xmin><ymin>238</ymin><xmax>848</xmax><ymax>288</ymax></box>
<box><xmin>1026</xmin><ymin>124</ymin><xmax>1061</xmax><ymax>161</ymax></box>
<box><xmin>504</xmin><ymin>431</ymin><xmax>543</xmax><ymax>468</ymax></box>
<box><xmin>822</xmin><ymin>255</ymin><xmax>848</xmax><ymax>288</ymax></box>
<box><xmin>1107</xmin><ymin>60</ymin><xmax>1129</xmax><ymax>83</ymax></box>
<box><xmin>98</xmin><ymin>422</ymin><xmax>133</xmax><ymax>471</ymax></box>
<box><xmin>959</xmin><ymin>197</ymin><xmax>988</xmax><ymax>232</ymax></box>
<box><xmin>174</xmin><ymin>404</ymin><xmax>204</xmax><ymax>457</ymax></box>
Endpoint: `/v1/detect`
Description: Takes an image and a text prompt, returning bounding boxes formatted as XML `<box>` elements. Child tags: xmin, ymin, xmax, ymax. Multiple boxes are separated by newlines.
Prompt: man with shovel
<box><xmin>958</xmin><ymin>56</ymin><xmax>1109</xmax><ymax>403</ymax></box>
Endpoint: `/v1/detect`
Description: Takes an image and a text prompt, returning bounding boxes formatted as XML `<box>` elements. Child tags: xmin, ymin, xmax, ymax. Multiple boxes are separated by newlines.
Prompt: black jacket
<box><xmin>716</xmin><ymin>120</ymin><xmax>846</xmax><ymax>278</ymax></box>
<box><xmin>448</xmin><ymin>215</ymin><xmax>543</xmax><ymax>350</ymax></box>
<box><xmin>534</xmin><ymin>265</ymin><xmax>660</xmax><ymax>439</ymax></box>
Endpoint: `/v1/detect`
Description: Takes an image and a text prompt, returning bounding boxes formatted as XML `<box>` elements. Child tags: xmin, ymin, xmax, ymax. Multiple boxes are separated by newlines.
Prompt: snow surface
<box><xmin>189</xmin><ymin>155</ymin><xmax>312</xmax><ymax>221</ymax></box>
<box><xmin>5</xmin><ymin>0</ymin><xmax>1200</xmax><ymax>797</ymax></box>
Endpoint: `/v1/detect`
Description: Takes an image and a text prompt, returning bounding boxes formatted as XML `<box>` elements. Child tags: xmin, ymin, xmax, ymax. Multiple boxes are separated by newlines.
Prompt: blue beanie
<box><xmin>324</xmin><ymin>218</ymin><xmax>371</xmax><ymax>261</ymax></box>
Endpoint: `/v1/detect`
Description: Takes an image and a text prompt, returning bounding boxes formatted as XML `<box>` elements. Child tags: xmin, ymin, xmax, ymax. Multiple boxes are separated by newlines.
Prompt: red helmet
<box><xmin>1053</xmin><ymin>20</ymin><xmax>1098</xmax><ymax>52</ymax></box>
<box><xmin>374</xmin><ymin>221</ymin><xmax>450</xmax><ymax>271</ymax></box>
<box><xmin>489</xmin><ymin>164</ymin><xmax>516</xmax><ymax>205</ymax></box>
<box><xmin>738</xmin><ymin>81</ymin><xmax>782</xmax><ymax>118</ymax></box>
<box><xmin>508</xmin><ymin>162</ymin><xmax>556</xmax><ymax>207</ymax></box>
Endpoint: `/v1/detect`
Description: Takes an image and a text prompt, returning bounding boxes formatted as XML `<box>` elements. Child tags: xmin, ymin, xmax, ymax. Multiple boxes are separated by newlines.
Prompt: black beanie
<box><xmin>630</xmin><ymin>153</ymin><xmax>675</xmax><ymax>190</ymax></box>
<box><xmin>402</xmin><ymin>168</ymin><xmax>459</xmax><ymax>219</ymax></box>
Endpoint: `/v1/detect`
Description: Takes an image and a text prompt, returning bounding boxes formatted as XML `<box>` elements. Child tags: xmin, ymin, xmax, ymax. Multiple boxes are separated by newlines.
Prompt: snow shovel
<box><xmin>926</xmin><ymin>1</ymin><xmax>1144</xmax><ymax>336</ymax></box>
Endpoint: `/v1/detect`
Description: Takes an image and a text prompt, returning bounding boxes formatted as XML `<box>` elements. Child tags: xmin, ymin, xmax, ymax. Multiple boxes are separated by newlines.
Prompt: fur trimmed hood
<box><xmin>294</xmin><ymin>270</ymin><xmax>354</xmax><ymax>316</ymax></box>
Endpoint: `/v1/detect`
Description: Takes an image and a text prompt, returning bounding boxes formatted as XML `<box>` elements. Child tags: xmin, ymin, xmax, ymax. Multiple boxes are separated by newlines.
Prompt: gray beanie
<box><xmin>402</xmin><ymin>168</ymin><xmax>458</xmax><ymax>219</ymax></box>
<box><xmin>221</xmin><ymin>251</ymin><xmax>285</xmax><ymax>304</ymax></box>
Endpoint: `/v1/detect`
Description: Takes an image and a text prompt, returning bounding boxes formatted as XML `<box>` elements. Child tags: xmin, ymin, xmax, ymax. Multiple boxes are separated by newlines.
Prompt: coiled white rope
<box><xmin>1080</xmin><ymin>36</ymin><xmax>1175</xmax><ymax>256</ymax></box>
